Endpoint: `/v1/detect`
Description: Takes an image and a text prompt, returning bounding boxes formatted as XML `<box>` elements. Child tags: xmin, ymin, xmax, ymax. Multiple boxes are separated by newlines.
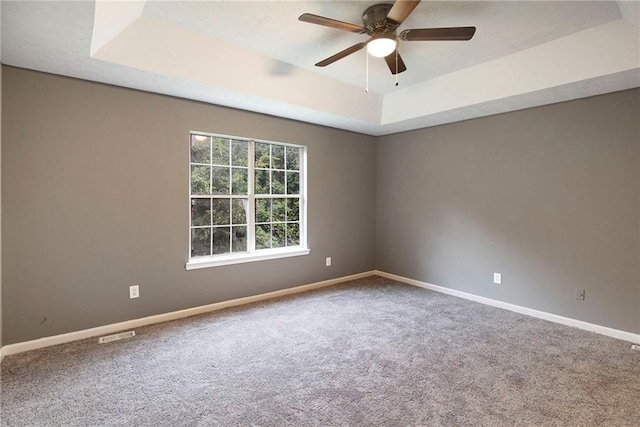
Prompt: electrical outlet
<box><xmin>129</xmin><ymin>285</ymin><xmax>139</xmax><ymax>299</ymax></box>
<box><xmin>493</xmin><ymin>272</ymin><xmax>502</xmax><ymax>285</ymax></box>
<box><xmin>326</xmin><ymin>257</ymin><xmax>332</xmax><ymax>267</ymax></box>
<box><xmin>575</xmin><ymin>288</ymin><xmax>585</xmax><ymax>301</ymax></box>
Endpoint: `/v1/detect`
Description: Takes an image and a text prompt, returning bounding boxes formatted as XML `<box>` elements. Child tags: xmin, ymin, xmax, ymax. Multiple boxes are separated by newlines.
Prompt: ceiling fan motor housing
<box><xmin>363</xmin><ymin>4</ymin><xmax>397</xmax><ymax>35</ymax></box>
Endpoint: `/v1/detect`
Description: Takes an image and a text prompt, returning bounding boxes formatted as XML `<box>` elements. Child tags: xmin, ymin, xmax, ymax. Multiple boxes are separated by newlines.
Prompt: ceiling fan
<box><xmin>298</xmin><ymin>0</ymin><xmax>476</xmax><ymax>75</ymax></box>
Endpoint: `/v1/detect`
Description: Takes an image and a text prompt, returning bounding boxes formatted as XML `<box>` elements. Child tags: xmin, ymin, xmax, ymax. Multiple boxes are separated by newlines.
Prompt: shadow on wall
<box><xmin>270</xmin><ymin>60</ymin><xmax>296</xmax><ymax>77</ymax></box>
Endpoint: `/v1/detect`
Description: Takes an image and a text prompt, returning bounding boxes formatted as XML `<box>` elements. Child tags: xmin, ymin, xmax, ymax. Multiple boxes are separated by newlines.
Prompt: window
<box><xmin>187</xmin><ymin>132</ymin><xmax>308</xmax><ymax>269</ymax></box>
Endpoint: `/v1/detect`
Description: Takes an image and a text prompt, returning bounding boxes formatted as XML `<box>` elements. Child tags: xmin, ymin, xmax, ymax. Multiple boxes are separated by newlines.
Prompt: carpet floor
<box><xmin>1</xmin><ymin>276</ymin><xmax>639</xmax><ymax>426</ymax></box>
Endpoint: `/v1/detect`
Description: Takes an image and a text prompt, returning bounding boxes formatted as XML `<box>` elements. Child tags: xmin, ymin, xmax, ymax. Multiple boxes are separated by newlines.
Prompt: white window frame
<box><xmin>186</xmin><ymin>131</ymin><xmax>309</xmax><ymax>270</ymax></box>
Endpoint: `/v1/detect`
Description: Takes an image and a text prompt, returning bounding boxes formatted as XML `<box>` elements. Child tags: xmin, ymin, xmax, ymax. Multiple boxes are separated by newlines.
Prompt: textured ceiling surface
<box><xmin>143</xmin><ymin>1</ymin><xmax>622</xmax><ymax>93</ymax></box>
<box><xmin>1</xmin><ymin>1</ymin><xmax>638</xmax><ymax>135</ymax></box>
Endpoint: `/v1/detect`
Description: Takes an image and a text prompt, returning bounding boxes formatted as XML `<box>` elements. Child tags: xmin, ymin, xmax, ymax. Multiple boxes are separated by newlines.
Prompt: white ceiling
<box><xmin>1</xmin><ymin>1</ymin><xmax>639</xmax><ymax>136</ymax></box>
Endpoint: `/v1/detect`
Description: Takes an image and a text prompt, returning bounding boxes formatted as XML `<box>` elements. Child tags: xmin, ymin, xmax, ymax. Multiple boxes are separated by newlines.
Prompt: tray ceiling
<box><xmin>2</xmin><ymin>1</ymin><xmax>639</xmax><ymax>135</ymax></box>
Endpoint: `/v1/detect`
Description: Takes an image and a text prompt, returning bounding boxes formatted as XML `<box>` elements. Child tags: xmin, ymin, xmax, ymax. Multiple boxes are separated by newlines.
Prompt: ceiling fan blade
<box><xmin>386</xmin><ymin>0</ymin><xmax>422</xmax><ymax>25</ymax></box>
<box><xmin>315</xmin><ymin>42</ymin><xmax>367</xmax><ymax>67</ymax></box>
<box><xmin>400</xmin><ymin>27</ymin><xmax>476</xmax><ymax>41</ymax></box>
<box><xmin>299</xmin><ymin>13</ymin><xmax>367</xmax><ymax>34</ymax></box>
<box><xmin>384</xmin><ymin>51</ymin><xmax>407</xmax><ymax>75</ymax></box>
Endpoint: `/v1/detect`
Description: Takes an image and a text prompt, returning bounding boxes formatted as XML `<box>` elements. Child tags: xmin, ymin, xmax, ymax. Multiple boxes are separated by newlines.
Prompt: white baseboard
<box><xmin>2</xmin><ymin>271</ymin><xmax>376</xmax><ymax>358</ymax></box>
<box><xmin>5</xmin><ymin>269</ymin><xmax>636</xmax><ymax>359</ymax></box>
<box><xmin>376</xmin><ymin>270</ymin><xmax>640</xmax><ymax>344</ymax></box>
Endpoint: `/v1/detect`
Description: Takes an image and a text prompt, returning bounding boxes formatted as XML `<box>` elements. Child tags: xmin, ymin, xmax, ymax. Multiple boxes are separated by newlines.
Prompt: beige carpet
<box><xmin>2</xmin><ymin>276</ymin><xmax>639</xmax><ymax>426</ymax></box>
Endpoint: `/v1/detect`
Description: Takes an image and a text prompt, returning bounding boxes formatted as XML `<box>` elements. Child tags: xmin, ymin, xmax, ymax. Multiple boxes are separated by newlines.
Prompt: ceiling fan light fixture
<box><xmin>367</xmin><ymin>36</ymin><xmax>397</xmax><ymax>58</ymax></box>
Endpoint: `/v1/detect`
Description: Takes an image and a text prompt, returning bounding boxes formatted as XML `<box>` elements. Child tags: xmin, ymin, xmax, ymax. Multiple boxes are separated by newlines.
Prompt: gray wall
<box><xmin>0</xmin><ymin>2</ymin><xmax>4</xmax><ymax>349</ymax></box>
<box><xmin>1</xmin><ymin>67</ymin><xmax>377</xmax><ymax>344</ymax></box>
<box><xmin>377</xmin><ymin>89</ymin><xmax>640</xmax><ymax>334</ymax></box>
<box><xmin>2</xmin><ymin>66</ymin><xmax>639</xmax><ymax>346</ymax></box>
<box><xmin>0</xmin><ymin>60</ymin><xmax>3</xmax><ymax>349</ymax></box>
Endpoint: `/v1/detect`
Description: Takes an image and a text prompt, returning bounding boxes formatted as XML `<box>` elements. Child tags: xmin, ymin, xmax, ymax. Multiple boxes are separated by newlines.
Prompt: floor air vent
<box><xmin>98</xmin><ymin>330</ymin><xmax>136</xmax><ymax>344</ymax></box>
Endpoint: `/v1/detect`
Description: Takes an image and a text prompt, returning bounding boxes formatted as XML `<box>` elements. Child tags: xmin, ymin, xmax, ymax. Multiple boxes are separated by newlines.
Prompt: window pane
<box><xmin>191</xmin><ymin>228</ymin><xmax>211</xmax><ymax>257</ymax></box>
<box><xmin>232</xmin><ymin>226</ymin><xmax>247</xmax><ymax>252</ymax></box>
<box><xmin>211</xmin><ymin>166</ymin><xmax>230</xmax><ymax>194</ymax></box>
<box><xmin>256</xmin><ymin>198</ymin><xmax>271</xmax><ymax>223</ymax></box>
<box><xmin>272</xmin><ymin>198</ymin><xmax>286</xmax><ymax>222</ymax></box>
<box><xmin>272</xmin><ymin>171</ymin><xmax>285</xmax><ymax>194</ymax></box>
<box><xmin>212</xmin><ymin>137</ymin><xmax>229</xmax><ymax>165</ymax></box>
<box><xmin>212</xmin><ymin>227</ymin><xmax>230</xmax><ymax>255</ymax></box>
<box><xmin>212</xmin><ymin>199</ymin><xmax>230</xmax><ymax>225</ymax></box>
<box><xmin>287</xmin><ymin>172</ymin><xmax>299</xmax><ymax>195</ymax></box>
<box><xmin>256</xmin><ymin>224</ymin><xmax>271</xmax><ymax>249</ymax></box>
<box><xmin>231</xmin><ymin>140</ymin><xmax>248</xmax><ymax>167</ymax></box>
<box><xmin>190</xmin><ymin>135</ymin><xmax>305</xmax><ymax>261</ymax></box>
<box><xmin>191</xmin><ymin>165</ymin><xmax>210</xmax><ymax>195</ymax></box>
<box><xmin>286</xmin><ymin>146</ymin><xmax>299</xmax><ymax>171</ymax></box>
<box><xmin>272</xmin><ymin>144</ymin><xmax>285</xmax><ymax>170</ymax></box>
<box><xmin>255</xmin><ymin>142</ymin><xmax>270</xmax><ymax>168</ymax></box>
<box><xmin>287</xmin><ymin>223</ymin><xmax>300</xmax><ymax>246</ymax></box>
<box><xmin>255</xmin><ymin>169</ymin><xmax>270</xmax><ymax>194</ymax></box>
<box><xmin>272</xmin><ymin>223</ymin><xmax>286</xmax><ymax>248</ymax></box>
<box><xmin>231</xmin><ymin>168</ymin><xmax>248</xmax><ymax>194</ymax></box>
<box><xmin>287</xmin><ymin>198</ymin><xmax>300</xmax><ymax>221</ymax></box>
<box><xmin>191</xmin><ymin>199</ymin><xmax>211</xmax><ymax>226</ymax></box>
<box><xmin>232</xmin><ymin>199</ymin><xmax>247</xmax><ymax>225</ymax></box>
<box><xmin>191</xmin><ymin>135</ymin><xmax>210</xmax><ymax>164</ymax></box>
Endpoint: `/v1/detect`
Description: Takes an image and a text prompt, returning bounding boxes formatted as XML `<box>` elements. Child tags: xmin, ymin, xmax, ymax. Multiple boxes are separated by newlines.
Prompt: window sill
<box><xmin>185</xmin><ymin>247</ymin><xmax>310</xmax><ymax>270</ymax></box>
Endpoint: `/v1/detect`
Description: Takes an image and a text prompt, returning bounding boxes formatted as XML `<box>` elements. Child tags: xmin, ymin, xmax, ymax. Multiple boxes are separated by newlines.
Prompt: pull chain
<box><xmin>395</xmin><ymin>50</ymin><xmax>399</xmax><ymax>87</ymax></box>
<box><xmin>365</xmin><ymin>51</ymin><xmax>369</xmax><ymax>93</ymax></box>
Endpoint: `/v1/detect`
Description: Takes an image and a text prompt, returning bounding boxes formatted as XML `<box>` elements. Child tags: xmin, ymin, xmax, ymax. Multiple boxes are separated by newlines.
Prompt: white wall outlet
<box><xmin>493</xmin><ymin>273</ymin><xmax>502</xmax><ymax>285</ymax></box>
<box><xmin>129</xmin><ymin>284</ymin><xmax>139</xmax><ymax>299</ymax></box>
<box><xmin>575</xmin><ymin>288</ymin><xmax>585</xmax><ymax>301</ymax></box>
<box><xmin>326</xmin><ymin>257</ymin><xmax>332</xmax><ymax>267</ymax></box>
